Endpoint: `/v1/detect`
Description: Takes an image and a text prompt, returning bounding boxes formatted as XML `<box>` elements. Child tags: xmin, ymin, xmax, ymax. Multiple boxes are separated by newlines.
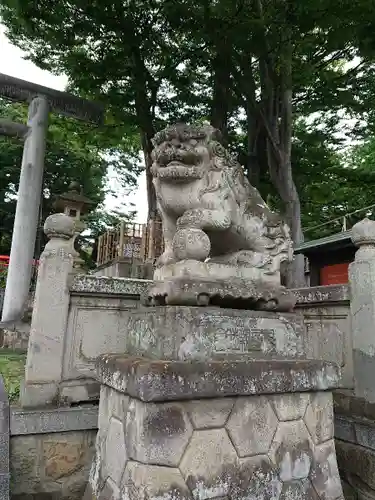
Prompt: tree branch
<box><xmin>0</xmin><ymin>120</ymin><xmax>28</xmax><ymax>140</ymax></box>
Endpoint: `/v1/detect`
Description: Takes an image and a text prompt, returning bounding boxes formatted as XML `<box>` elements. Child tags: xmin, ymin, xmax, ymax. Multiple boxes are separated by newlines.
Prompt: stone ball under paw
<box><xmin>172</xmin><ymin>228</ymin><xmax>211</xmax><ymax>261</ymax></box>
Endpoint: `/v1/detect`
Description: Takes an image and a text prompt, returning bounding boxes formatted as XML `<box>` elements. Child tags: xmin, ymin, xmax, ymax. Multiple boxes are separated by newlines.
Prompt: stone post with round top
<box><xmin>350</xmin><ymin>217</ymin><xmax>375</xmax><ymax>402</ymax></box>
<box><xmin>21</xmin><ymin>213</ymin><xmax>76</xmax><ymax>408</ymax></box>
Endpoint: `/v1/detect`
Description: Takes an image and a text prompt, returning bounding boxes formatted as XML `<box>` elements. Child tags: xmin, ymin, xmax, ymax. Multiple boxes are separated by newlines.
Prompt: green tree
<box><xmin>291</xmin><ymin>123</ymin><xmax>375</xmax><ymax>241</ymax></box>
<box><xmin>0</xmin><ymin>98</ymin><xmax>138</xmax><ymax>257</ymax></box>
<box><xmin>3</xmin><ymin>0</ymin><xmax>375</xmax><ymax>284</ymax></box>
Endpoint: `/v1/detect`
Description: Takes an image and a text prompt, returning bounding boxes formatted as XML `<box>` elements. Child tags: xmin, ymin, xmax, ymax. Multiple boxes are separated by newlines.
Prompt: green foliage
<box><xmin>0</xmin><ymin>98</ymin><xmax>140</xmax><ymax>257</ymax></box>
<box><xmin>291</xmin><ymin>126</ymin><xmax>375</xmax><ymax>240</ymax></box>
<box><xmin>0</xmin><ymin>351</ymin><xmax>26</xmax><ymax>403</ymax></box>
<box><xmin>0</xmin><ymin>266</ymin><xmax>7</xmax><ymax>288</ymax></box>
<box><xmin>2</xmin><ymin>0</ymin><xmax>375</xmax><ymax>273</ymax></box>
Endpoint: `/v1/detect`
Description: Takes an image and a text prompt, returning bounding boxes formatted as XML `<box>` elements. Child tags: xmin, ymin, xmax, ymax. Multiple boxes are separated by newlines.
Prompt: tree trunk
<box><xmin>132</xmin><ymin>48</ymin><xmax>158</xmax><ymax>220</ymax></box>
<box><xmin>238</xmin><ymin>58</ymin><xmax>265</xmax><ymax>190</ymax></box>
<box><xmin>140</xmin><ymin>129</ymin><xmax>157</xmax><ymax>219</ymax></box>
<box><xmin>245</xmin><ymin>99</ymin><xmax>260</xmax><ymax>188</ymax></box>
<box><xmin>210</xmin><ymin>50</ymin><xmax>231</xmax><ymax>144</ymax></box>
<box><xmin>264</xmin><ymin>132</ymin><xmax>305</xmax><ymax>287</ymax></box>
<box><xmin>279</xmin><ymin>30</ymin><xmax>305</xmax><ymax>288</ymax></box>
<box><xmin>263</xmin><ymin>88</ymin><xmax>305</xmax><ymax>287</ymax></box>
<box><xmin>281</xmin><ymin>157</ymin><xmax>305</xmax><ymax>288</ymax></box>
<box><xmin>252</xmin><ymin>1</ymin><xmax>306</xmax><ymax>287</ymax></box>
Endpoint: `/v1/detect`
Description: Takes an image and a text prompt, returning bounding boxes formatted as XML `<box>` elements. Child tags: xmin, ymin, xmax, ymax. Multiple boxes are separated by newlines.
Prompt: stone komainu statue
<box><xmin>148</xmin><ymin>123</ymin><xmax>294</xmax><ymax>310</ymax></box>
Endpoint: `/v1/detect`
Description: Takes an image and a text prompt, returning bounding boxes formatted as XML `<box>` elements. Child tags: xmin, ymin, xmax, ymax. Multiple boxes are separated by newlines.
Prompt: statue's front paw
<box><xmin>177</xmin><ymin>209</ymin><xmax>204</xmax><ymax>230</ymax></box>
<box><xmin>156</xmin><ymin>250</ymin><xmax>176</xmax><ymax>268</ymax></box>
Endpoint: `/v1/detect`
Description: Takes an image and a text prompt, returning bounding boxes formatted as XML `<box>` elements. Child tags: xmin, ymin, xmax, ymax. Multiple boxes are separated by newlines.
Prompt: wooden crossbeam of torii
<box><xmin>0</xmin><ymin>73</ymin><xmax>104</xmax><ymax>323</ymax></box>
<box><xmin>0</xmin><ymin>73</ymin><xmax>103</xmax><ymax>123</ymax></box>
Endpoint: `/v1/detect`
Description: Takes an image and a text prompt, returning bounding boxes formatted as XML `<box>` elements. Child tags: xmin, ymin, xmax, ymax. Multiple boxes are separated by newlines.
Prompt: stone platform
<box><xmin>125</xmin><ymin>306</ymin><xmax>305</xmax><ymax>361</ymax></box>
<box><xmin>86</xmin><ymin>355</ymin><xmax>343</xmax><ymax>500</ymax></box>
<box><xmin>146</xmin><ymin>275</ymin><xmax>296</xmax><ymax>311</ymax></box>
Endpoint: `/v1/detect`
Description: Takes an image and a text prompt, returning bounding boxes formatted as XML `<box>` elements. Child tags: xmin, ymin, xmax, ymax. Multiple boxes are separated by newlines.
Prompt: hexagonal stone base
<box><xmin>89</xmin><ymin>377</ymin><xmax>343</xmax><ymax>500</ymax></box>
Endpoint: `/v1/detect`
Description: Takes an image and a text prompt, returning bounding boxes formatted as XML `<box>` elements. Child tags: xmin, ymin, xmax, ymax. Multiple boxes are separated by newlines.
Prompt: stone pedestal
<box><xmin>84</xmin><ymin>122</ymin><xmax>343</xmax><ymax>499</ymax></box>
<box><xmin>125</xmin><ymin>306</ymin><xmax>306</xmax><ymax>360</ymax></box>
<box><xmin>349</xmin><ymin>218</ymin><xmax>375</xmax><ymax>402</ymax></box>
<box><xmin>21</xmin><ymin>213</ymin><xmax>76</xmax><ymax>408</ymax></box>
<box><xmin>86</xmin><ymin>353</ymin><xmax>343</xmax><ymax>500</ymax></box>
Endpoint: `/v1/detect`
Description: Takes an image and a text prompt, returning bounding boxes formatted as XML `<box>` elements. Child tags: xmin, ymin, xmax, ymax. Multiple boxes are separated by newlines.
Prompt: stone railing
<box><xmin>17</xmin><ymin>212</ymin><xmax>375</xmax><ymax>500</ymax></box>
<box><xmin>294</xmin><ymin>284</ymin><xmax>353</xmax><ymax>389</ymax></box>
<box><xmin>60</xmin><ymin>275</ymin><xmax>150</xmax><ymax>403</ymax></box>
<box><xmin>293</xmin><ymin>219</ymin><xmax>375</xmax><ymax>500</ymax></box>
<box><xmin>21</xmin><ymin>213</ymin><xmax>151</xmax><ymax>408</ymax></box>
<box><xmin>327</xmin><ymin>218</ymin><xmax>375</xmax><ymax>499</ymax></box>
<box><xmin>20</xmin><ymin>211</ymin><xmax>356</xmax><ymax>408</ymax></box>
<box><xmin>20</xmin><ymin>212</ymin><xmax>372</xmax><ymax>409</ymax></box>
<box><xmin>22</xmin><ymin>273</ymin><xmax>150</xmax><ymax>408</ymax></box>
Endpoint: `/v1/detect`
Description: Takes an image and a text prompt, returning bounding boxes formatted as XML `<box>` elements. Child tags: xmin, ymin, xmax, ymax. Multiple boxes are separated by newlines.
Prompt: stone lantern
<box><xmin>53</xmin><ymin>181</ymin><xmax>94</xmax><ymax>232</ymax></box>
<box><xmin>53</xmin><ymin>182</ymin><xmax>94</xmax><ymax>272</ymax></box>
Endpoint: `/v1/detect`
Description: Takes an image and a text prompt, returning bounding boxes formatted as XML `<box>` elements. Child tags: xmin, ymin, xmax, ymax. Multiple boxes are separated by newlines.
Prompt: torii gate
<box><xmin>0</xmin><ymin>73</ymin><xmax>103</xmax><ymax>323</ymax></box>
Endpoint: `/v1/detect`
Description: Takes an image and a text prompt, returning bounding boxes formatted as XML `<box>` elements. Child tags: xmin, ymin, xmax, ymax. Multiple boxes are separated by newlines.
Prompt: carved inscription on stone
<box><xmin>205</xmin><ymin>314</ymin><xmax>276</xmax><ymax>353</ymax></box>
<box><xmin>212</xmin><ymin>328</ymin><xmax>276</xmax><ymax>353</ymax></box>
<box><xmin>126</xmin><ymin>312</ymin><xmax>280</xmax><ymax>360</ymax></box>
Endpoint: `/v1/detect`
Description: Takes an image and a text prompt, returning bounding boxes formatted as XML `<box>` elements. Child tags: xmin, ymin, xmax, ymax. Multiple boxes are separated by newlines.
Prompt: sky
<box><xmin>0</xmin><ymin>24</ymin><xmax>148</xmax><ymax>223</ymax></box>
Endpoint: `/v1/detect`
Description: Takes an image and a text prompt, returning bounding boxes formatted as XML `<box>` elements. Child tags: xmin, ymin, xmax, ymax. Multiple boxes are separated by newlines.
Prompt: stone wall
<box><xmin>10</xmin><ymin>405</ymin><xmax>98</xmax><ymax>500</ymax></box>
<box><xmin>59</xmin><ymin>276</ymin><xmax>150</xmax><ymax>403</ymax></box>
<box><xmin>0</xmin><ymin>291</ymin><xmax>34</xmax><ymax>350</ymax></box>
<box><xmin>22</xmin><ymin>275</ymin><xmax>151</xmax><ymax>407</ymax></box>
<box><xmin>23</xmin><ymin>238</ymin><xmax>355</xmax><ymax>408</ymax></box>
<box><xmin>92</xmin><ymin>259</ymin><xmax>152</xmax><ymax>280</ymax></box>
<box><xmin>295</xmin><ymin>285</ymin><xmax>353</xmax><ymax>389</ymax></box>
<box><xmin>0</xmin><ymin>322</ymin><xmax>30</xmax><ymax>351</ymax></box>
<box><xmin>0</xmin><ymin>376</ymin><xmax>9</xmax><ymax>500</ymax></box>
<box><xmin>334</xmin><ymin>391</ymin><xmax>375</xmax><ymax>500</ymax></box>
